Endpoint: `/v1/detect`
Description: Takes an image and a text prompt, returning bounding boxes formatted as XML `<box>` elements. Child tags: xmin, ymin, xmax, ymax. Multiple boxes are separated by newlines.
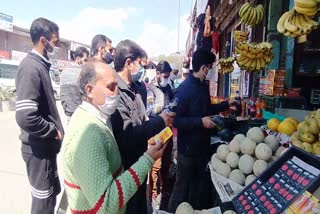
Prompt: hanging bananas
<box><xmin>277</xmin><ymin>9</ymin><xmax>318</xmax><ymax>38</ymax></box>
<box><xmin>217</xmin><ymin>57</ymin><xmax>236</xmax><ymax>74</ymax></box>
<box><xmin>235</xmin><ymin>42</ymin><xmax>273</xmax><ymax>72</ymax></box>
<box><xmin>294</xmin><ymin>0</ymin><xmax>319</xmax><ymax>17</ymax></box>
<box><xmin>239</xmin><ymin>3</ymin><xmax>265</xmax><ymax>26</ymax></box>
<box><xmin>233</xmin><ymin>30</ymin><xmax>249</xmax><ymax>43</ymax></box>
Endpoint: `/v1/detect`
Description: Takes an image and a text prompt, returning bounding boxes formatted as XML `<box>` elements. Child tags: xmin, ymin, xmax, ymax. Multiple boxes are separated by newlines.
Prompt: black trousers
<box><xmin>22</xmin><ymin>152</ymin><xmax>61</xmax><ymax>214</ymax></box>
<box><xmin>168</xmin><ymin>153</ymin><xmax>213</xmax><ymax>212</ymax></box>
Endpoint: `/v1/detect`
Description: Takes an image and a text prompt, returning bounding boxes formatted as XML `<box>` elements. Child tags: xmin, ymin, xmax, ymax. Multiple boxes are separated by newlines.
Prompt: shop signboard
<box><xmin>0</xmin><ymin>13</ymin><xmax>13</xmax><ymax>32</ymax></box>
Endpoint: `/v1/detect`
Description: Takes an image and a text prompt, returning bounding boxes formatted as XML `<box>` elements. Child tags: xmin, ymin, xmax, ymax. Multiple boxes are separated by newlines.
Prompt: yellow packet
<box><xmin>154</xmin><ymin>127</ymin><xmax>173</xmax><ymax>145</ymax></box>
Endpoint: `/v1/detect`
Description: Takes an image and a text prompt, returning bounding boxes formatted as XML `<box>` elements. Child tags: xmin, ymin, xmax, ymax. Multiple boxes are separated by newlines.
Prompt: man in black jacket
<box><xmin>111</xmin><ymin>40</ymin><xmax>175</xmax><ymax>214</ymax></box>
<box><xmin>60</xmin><ymin>46</ymin><xmax>89</xmax><ymax>122</ymax></box>
<box><xmin>15</xmin><ymin>17</ymin><xmax>64</xmax><ymax>214</ymax></box>
<box><xmin>168</xmin><ymin>49</ymin><xmax>235</xmax><ymax>211</ymax></box>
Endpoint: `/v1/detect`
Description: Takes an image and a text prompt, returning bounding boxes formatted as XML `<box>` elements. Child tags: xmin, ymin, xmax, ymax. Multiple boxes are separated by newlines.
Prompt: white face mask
<box><xmin>45</xmin><ymin>39</ymin><xmax>60</xmax><ymax>60</ymax></box>
<box><xmin>98</xmin><ymin>95</ymin><xmax>120</xmax><ymax>116</ymax></box>
<box><xmin>206</xmin><ymin>68</ymin><xmax>214</xmax><ymax>80</ymax></box>
<box><xmin>159</xmin><ymin>77</ymin><xmax>169</xmax><ymax>87</ymax></box>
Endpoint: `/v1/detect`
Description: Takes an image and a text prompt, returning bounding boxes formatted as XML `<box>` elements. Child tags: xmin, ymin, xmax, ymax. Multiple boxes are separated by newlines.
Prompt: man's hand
<box><xmin>202</xmin><ymin>116</ymin><xmax>216</xmax><ymax>129</ymax></box>
<box><xmin>146</xmin><ymin>142</ymin><xmax>168</xmax><ymax>161</ymax></box>
<box><xmin>160</xmin><ymin>111</ymin><xmax>176</xmax><ymax>127</ymax></box>
<box><xmin>55</xmin><ymin>130</ymin><xmax>63</xmax><ymax>141</ymax></box>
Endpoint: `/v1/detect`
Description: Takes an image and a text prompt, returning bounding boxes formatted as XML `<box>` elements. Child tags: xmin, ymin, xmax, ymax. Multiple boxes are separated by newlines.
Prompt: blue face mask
<box><xmin>132</xmin><ymin>65</ymin><xmax>145</xmax><ymax>82</ymax></box>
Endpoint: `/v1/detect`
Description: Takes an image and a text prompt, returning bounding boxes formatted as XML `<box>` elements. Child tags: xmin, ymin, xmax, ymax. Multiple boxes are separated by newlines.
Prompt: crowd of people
<box><xmin>15</xmin><ymin>17</ymin><xmax>236</xmax><ymax>214</ymax></box>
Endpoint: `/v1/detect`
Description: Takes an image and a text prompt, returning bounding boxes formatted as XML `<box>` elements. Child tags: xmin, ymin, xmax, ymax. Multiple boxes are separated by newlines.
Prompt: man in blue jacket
<box><xmin>169</xmin><ymin>49</ymin><xmax>235</xmax><ymax>211</ymax></box>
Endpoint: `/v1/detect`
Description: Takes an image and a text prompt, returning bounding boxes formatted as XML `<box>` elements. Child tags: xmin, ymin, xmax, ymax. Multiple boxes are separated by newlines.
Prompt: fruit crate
<box><xmin>261</xmin><ymin>95</ymin><xmax>306</xmax><ymax>113</ymax></box>
<box><xmin>232</xmin><ymin>146</ymin><xmax>320</xmax><ymax>214</ymax></box>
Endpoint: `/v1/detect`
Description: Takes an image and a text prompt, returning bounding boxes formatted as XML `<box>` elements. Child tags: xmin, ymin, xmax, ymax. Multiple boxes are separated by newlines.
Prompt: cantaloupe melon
<box><xmin>238</xmin><ymin>154</ymin><xmax>254</xmax><ymax>174</ymax></box>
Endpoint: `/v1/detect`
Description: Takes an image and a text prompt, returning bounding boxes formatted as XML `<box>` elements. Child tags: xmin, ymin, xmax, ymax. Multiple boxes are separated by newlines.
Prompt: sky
<box><xmin>1</xmin><ymin>0</ymin><xmax>194</xmax><ymax>57</ymax></box>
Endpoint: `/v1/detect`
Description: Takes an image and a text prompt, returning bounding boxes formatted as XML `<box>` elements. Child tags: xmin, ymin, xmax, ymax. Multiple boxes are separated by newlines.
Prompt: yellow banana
<box><xmin>284</xmin><ymin>10</ymin><xmax>299</xmax><ymax>32</ymax></box>
<box><xmin>249</xmin><ymin>7</ymin><xmax>257</xmax><ymax>25</ymax></box>
<box><xmin>299</xmin><ymin>13</ymin><xmax>314</xmax><ymax>30</ymax></box>
<box><xmin>260</xmin><ymin>42</ymin><xmax>273</xmax><ymax>49</ymax></box>
<box><xmin>277</xmin><ymin>11</ymin><xmax>291</xmax><ymax>33</ymax></box>
<box><xmin>260</xmin><ymin>57</ymin><xmax>266</xmax><ymax>68</ymax></box>
<box><xmin>239</xmin><ymin>3</ymin><xmax>250</xmax><ymax>17</ymax></box>
<box><xmin>256</xmin><ymin>57</ymin><xmax>261</xmax><ymax>70</ymax></box>
<box><xmin>241</xmin><ymin>6</ymin><xmax>252</xmax><ymax>23</ymax></box>
<box><xmin>250</xmin><ymin>58</ymin><xmax>257</xmax><ymax>70</ymax></box>
<box><xmin>304</xmin><ymin>15</ymin><xmax>319</xmax><ymax>28</ymax></box>
<box><xmin>294</xmin><ymin>0</ymin><xmax>317</xmax><ymax>8</ymax></box>
<box><xmin>256</xmin><ymin>5</ymin><xmax>264</xmax><ymax>24</ymax></box>
<box><xmin>294</xmin><ymin>6</ymin><xmax>318</xmax><ymax>16</ymax></box>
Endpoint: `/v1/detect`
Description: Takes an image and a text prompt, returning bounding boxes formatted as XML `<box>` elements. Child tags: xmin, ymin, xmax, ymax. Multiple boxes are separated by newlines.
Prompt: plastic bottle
<box><xmin>241</xmin><ymin>98</ymin><xmax>246</xmax><ymax>117</ymax></box>
<box><xmin>261</xmin><ymin>99</ymin><xmax>267</xmax><ymax>109</ymax></box>
<box><xmin>249</xmin><ymin>97</ymin><xmax>256</xmax><ymax>118</ymax></box>
<box><xmin>235</xmin><ymin>91</ymin><xmax>242</xmax><ymax>116</ymax></box>
<box><xmin>255</xmin><ymin>98</ymin><xmax>262</xmax><ymax>119</ymax></box>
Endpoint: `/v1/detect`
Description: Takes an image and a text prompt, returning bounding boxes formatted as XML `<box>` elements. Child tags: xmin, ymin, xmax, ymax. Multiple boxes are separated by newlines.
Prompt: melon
<box><xmin>264</xmin><ymin>135</ymin><xmax>280</xmax><ymax>152</ymax></box>
<box><xmin>228</xmin><ymin>139</ymin><xmax>241</xmax><ymax>153</ymax></box>
<box><xmin>238</xmin><ymin>154</ymin><xmax>254</xmax><ymax>174</ymax></box>
<box><xmin>245</xmin><ymin>174</ymin><xmax>256</xmax><ymax>186</ymax></box>
<box><xmin>175</xmin><ymin>202</ymin><xmax>194</xmax><ymax>214</ymax></box>
<box><xmin>240</xmin><ymin>138</ymin><xmax>256</xmax><ymax>155</ymax></box>
<box><xmin>255</xmin><ymin>143</ymin><xmax>272</xmax><ymax>161</ymax></box>
<box><xmin>234</xmin><ymin>134</ymin><xmax>246</xmax><ymax>142</ymax></box>
<box><xmin>229</xmin><ymin>169</ymin><xmax>245</xmax><ymax>185</ymax></box>
<box><xmin>215</xmin><ymin>162</ymin><xmax>231</xmax><ymax>178</ymax></box>
<box><xmin>226</xmin><ymin>152</ymin><xmax>240</xmax><ymax>168</ymax></box>
<box><xmin>223</xmin><ymin>210</ymin><xmax>237</xmax><ymax>214</ymax></box>
<box><xmin>211</xmin><ymin>153</ymin><xmax>223</xmax><ymax>171</ymax></box>
<box><xmin>253</xmin><ymin>160</ymin><xmax>268</xmax><ymax>176</ymax></box>
<box><xmin>217</xmin><ymin>144</ymin><xmax>230</xmax><ymax>161</ymax></box>
<box><xmin>247</xmin><ymin>127</ymin><xmax>265</xmax><ymax>143</ymax></box>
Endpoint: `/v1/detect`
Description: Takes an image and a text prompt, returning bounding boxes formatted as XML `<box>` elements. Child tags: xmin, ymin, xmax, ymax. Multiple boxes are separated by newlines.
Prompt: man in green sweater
<box><xmin>61</xmin><ymin>60</ymin><xmax>168</xmax><ymax>214</ymax></box>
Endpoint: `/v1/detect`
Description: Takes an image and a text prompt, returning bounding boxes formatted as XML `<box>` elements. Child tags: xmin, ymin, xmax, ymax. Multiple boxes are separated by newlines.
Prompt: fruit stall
<box><xmin>172</xmin><ymin>0</ymin><xmax>320</xmax><ymax>213</ymax></box>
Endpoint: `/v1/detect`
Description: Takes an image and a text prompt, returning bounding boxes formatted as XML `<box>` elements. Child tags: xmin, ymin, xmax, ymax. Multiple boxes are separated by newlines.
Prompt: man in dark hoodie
<box><xmin>111</xmin><ymin>40</ymin><xmax>175</xmax><ymax>214</ymax></box>
<box><xmin>15</xmin><ymin>17</ymin><xmax>64</xmax><ymax>214</ymax></box>
<box><xmin>169</xmin><ymin>49</ymin><xmax>236</xmax><ymax>211</ymax></box>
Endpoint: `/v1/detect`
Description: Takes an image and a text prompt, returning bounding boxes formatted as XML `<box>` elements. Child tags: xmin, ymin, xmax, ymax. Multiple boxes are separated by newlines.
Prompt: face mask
<box><xmin>206</xmin><ymin>68</ymin><xmax>214</xmax><ymax>80</ymax></box>
<box><xmin>45</xmin><ymin>40</ymin><xmax>60</xmax><ymax>60</ymax></box>
<box><xmin>159</xmin><ymin>76</ymin><xmax>169</xmax><ymax>87</ymax></box>
<box><xmin>170</xmin><ymin>73</ymin><xmax>177</xmax><ymax>81</ymax></box>
<box><xmin>132</xmin><ymin>65</ymin><xmax>145</xmax><ymax>82</ymax></box>
<box><xmin>98</xmin><ymin>94</ymin><xmax>120</xmax><ymax>116</ymax></box>
<box><xmin>103</xmin><ymin>52</ymin><xmax>114</xmax><ymax>64</ymax></box>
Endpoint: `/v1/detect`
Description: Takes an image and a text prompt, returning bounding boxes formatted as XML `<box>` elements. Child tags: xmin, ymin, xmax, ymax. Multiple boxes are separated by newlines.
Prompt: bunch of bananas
<box><xmin>217</xmin><ymin>57</ymin><xmax>236</xmax><ymax>74</ymax></box>
<box><xmin>294</xmin><ymin>0</ymin><xmax>320</xmax><ymax>17</ymax></box>
<box><xmin>239</xmin><ymin>3</ymin><xmax>265</xmax><ymax>26</ymax></box>
<box><xmin>277</xmin><ymin>9</ymin><xmax>318</xmax><ymax>38</ymax></box>
<box><xmin>235</xmin><ymin>42</ymin><xmax>273</xmax><ymax>72</ymax></box>
<box><xmin>233</xmin><ymin>30</ymin><xmax>249</xmax><ymax>43</ymax></box>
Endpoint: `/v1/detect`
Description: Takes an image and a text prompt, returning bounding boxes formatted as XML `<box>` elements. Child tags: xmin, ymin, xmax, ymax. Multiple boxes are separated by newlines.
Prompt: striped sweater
<box><xmin>61</xmin><ymin>106</ymin><xmax>154</xmax><ymax>214</ymax></box>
